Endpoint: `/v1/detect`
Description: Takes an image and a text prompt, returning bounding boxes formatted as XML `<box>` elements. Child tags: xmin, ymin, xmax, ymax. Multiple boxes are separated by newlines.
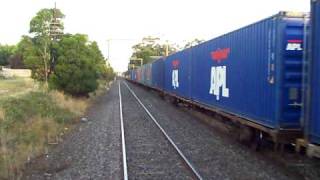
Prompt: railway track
<box><xmin>123</xmin><ymin>80</ymin><xmax>307</xmax><ymax>180</ymax></box>
<box><xmin>118</xmin><ymin>81</ymin><xmax>203</xmax><ymax>179</ymax></box>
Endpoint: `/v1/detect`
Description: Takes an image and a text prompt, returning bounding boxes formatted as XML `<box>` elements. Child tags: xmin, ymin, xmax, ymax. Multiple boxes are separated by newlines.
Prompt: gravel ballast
<box><xmin>125</xmin><ymin>81</ymin><xmax>300</xmax><ymax>180</ymax></box>
<box><xmin>23</xmin><ymin>79</ymin><xmax>316</xmax><ymax>180</ymax></box>
<box><xmin>120</xmin><ymin>82</ymin><xmax>194</xmax><ymax>179</ymax></box>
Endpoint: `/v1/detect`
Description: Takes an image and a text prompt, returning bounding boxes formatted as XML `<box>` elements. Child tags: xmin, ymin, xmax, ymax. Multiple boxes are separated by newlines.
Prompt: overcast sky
<box><xmin>0</xmin><ymin>0</ymin><xmax>309</xmax><ymax>72</ymax></box>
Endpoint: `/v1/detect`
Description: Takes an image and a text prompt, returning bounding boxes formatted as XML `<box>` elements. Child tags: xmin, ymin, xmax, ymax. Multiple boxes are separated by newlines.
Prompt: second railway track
<box><xmin>119</xmin><ymin>80</ymin><xmax>202</xmax><ymax>179</ymax></box>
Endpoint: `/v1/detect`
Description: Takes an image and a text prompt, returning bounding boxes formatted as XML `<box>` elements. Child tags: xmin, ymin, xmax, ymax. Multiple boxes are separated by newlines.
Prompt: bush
<box><xmin>49</xmin><ymin>57</ymin><xmax>99</xmax><ymax>96</ymax></box>
<box><xmin>48</xmin><ymin>34</ymin><xmax>108</xmax><ymax>96</ymax></box>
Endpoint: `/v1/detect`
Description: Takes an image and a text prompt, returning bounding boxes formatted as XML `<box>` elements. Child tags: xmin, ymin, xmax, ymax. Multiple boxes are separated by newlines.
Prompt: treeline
<box><xmin>0</xmin><ymin>45</ymin><xmax>16</xmax><ymax>67</ymax></box>
<box><xmin>129</xmin><ymin>36</ymin><xmax>204</xmax><ymax>67</ymax></box>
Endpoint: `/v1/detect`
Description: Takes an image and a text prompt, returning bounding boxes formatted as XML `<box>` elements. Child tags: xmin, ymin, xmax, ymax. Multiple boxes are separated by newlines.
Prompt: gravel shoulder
<box><xmin>125</xmin><ymin>81</ymin><xmax>299</xmax><ymax>180</ymax></box>
<box><xmin>23</xmin><ymin>81</ymin><xmax>122</xmax><ymax>180</ymax></box>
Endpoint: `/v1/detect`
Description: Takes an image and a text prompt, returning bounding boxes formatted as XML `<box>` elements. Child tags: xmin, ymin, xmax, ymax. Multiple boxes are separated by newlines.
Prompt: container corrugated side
<box><xmin>136</xmin><ymin>68</ymin><xmax>142</xmax><ymax>83</ymax></box>
<box><xmin>152</xmin><ymin>58</ymin><xmax>164</xmax><ymax>90</ymax></box>
<box><xmin>164</xmin><ymin>50</ymin><xmax>192</xmax><ymax>99</ymax></box>
<box><xmin>189</xmin><ymin>13</ymin><xmax>305</xmax><ymax>129</ymax></box>
<box><xmin>145</xmin><ymin>63</ymin><xmax>152</xmax><ymax>86</ymax></box>
<box><xmin>141</xmin><ymin>65</ymin><xmax>146</xmax><ymax>84</ymax></box>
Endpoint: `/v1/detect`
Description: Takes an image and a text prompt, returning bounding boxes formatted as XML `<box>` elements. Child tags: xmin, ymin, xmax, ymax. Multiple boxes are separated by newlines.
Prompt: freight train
<box><xmin>126</xmin><ymin>8</ymin><xmax>319</xmax><ymax>155</ymax></box>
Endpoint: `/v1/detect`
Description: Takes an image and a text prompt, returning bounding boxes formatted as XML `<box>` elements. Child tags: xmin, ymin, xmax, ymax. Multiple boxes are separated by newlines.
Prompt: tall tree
<box><xmin>28</xmin><ymin>8</ymin><xmax>64</xmax><ymax>84</ymax></box>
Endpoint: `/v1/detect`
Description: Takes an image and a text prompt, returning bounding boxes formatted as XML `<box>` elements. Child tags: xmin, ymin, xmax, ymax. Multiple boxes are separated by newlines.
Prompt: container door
<box><xmin>279</xmin><ymin>17</ymin><xmax>307</xmax><ymax>129</ymax></box>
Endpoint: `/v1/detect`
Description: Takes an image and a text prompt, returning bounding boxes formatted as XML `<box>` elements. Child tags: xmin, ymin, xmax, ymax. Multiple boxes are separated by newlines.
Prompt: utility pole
<box><xmin>50</xmin><ymin>2</ymin><xmax>63</xmax><ymax>41</ymax></box>
<box><xmin>48</xmin><ymin>2</ymin><xmax>63</xmax><ymax>76</ymax></box>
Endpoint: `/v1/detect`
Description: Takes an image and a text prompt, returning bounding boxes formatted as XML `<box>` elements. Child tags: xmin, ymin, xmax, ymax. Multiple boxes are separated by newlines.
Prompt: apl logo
<box><xmin>172</xmin><ymin>60</ymin><xmax>180</xmax><ymax>89</ymax></box>
<box><xmin>210</xmin><ymin>48</ymin><xmax>230</xmax><ymax>62</ymax></box>
<box><xmin>286</xmin><ymin>39</ymin><xmax>303</xmax><ymax>51</ymax></box>
<box><xmin>209</xmin><ymin>48</ymin><xmax>230</xmax><ymax>100</ymax></box>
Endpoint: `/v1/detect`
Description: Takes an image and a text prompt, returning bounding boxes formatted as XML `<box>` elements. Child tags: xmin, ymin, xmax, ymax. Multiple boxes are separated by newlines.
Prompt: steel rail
<box><xmin>119</xmin><ymin>82</ymin><xmax>128</xmax><ymax>180</ymax></box>
<box><xmin>123</xmin><ymin>81</ymin><xmax>203</xmax><ymax>180</ymax></box>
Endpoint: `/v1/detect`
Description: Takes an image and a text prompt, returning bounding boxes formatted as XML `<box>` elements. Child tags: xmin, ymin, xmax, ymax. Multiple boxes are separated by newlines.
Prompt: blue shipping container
<box><xmin>145</xmin><ymin>63</ymin><xmax>153</xmax><ymax>86</ymax></box>
<box><xmin>141</xmin><ymin>65</ymin><xmax>146</xmax><ymax>84</ymax></box>
<box><xmin>152</xmin><ymin>58</ymin><xmax>164</xmax><ymax>90</ymax></box>
<box><xmin>308</xmin><ymin>0</ymin><xmax>320</xmax><ymax>144</ymax></box>
<box><xmin>189</xmin><ymin>12</ymin><xmax>307</xmax><ymax>129</ymax></box>
<box><xmin>131</xmin><ymin>69</ymin><xmax>137</xmax><ymax>81</ymax></box>
<box><xmin>130</xmin><ymin>69</ymin><xmax>134</xmax><ymax>81</ymax></box>
<box><xmin>164</xmin><ymin>50</ymin><xmax>192</xmax><ymax>99</ymax></box>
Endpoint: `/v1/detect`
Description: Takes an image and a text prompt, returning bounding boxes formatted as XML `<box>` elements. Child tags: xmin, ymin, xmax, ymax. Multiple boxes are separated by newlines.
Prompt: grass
<box><xmin>0</xmin><ymin>91</ymin><xmax>81</xmax><ymax>179</ymax></box>
<box><xmin>0</xmin><ymin>77</ymin><xmax>112</xmax><ymax>179</ymax></box>
<box><xmin>0</xmin><ymin>77</ymin><xmax>36</xmax><ymax>99</ymax></box>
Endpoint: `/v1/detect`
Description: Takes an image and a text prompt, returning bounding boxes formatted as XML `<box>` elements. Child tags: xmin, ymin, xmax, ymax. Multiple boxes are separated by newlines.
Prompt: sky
<box><xmin>0</xmin><ymin>0</ymin><xmax>310</xmax><ymax>72</ymax></box>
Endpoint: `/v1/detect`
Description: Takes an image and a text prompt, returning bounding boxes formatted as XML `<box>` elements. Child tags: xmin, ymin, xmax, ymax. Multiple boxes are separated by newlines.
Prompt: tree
<box><xmin>100</xmin><ymin>60</ymin><xmax>115</xmax><ymax>81</ymax></box>
<box><xmin>0</xmin><ymin>44</ymin><xmax>16</xmax><ymax>66</ymax></box>
<box><xmin>8</xmin><ymin>54</ymin><xmax>25</xmax><ymax>69</ymax></box>
<box><xmin>26</xmin><ymin>8</ymin><xmax>64</xmax><ymax>84</ymax></box>
<box><xmin>130</xmin><ymin>37</ymin><xmax>178</xmax><ymax>65</ymax></box>
<box><xmin>183</xmin><ymin>38</ymin><xmax>204</xmax><ymax>49</ymax></box>
<box><xmin>16</xmin><ymin>36</ymin><xmax>44</xmax><ymax>80</ymax></box>
<box><xmin>49</xmin><ymin>34</ymin><xmax>109</xmax><ymax>96</ymax></box>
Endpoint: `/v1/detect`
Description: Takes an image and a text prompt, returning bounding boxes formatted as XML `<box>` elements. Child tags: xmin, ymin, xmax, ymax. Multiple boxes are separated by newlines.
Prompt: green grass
<box><xmin>2</xmin><ymin>92</ymin><xmax>75</xmax><ymax>126</ymax></box>
<box><xmin>0</xmin><ymin>77</ymin><xmax>36</xmax><ymax>99</ymax></box>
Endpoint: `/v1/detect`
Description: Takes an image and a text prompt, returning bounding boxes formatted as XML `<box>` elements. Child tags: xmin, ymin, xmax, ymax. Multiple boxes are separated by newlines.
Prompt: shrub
<box><xmin>49</xmin><ymin>34</ymin><xmax>106</xmax><ymax>96</ymax></box>
<box><xmin>49</xmin><ymin>57</ymin><xmax>99</xmax><ymax>96</ymax></box>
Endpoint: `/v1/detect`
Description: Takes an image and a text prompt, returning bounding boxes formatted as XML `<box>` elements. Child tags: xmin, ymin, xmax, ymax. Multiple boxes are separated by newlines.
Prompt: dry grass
<box><xmin>89</xmin><ymin>79</ymin><xmax>112</xmax><ymax>100</ymax></box>
<box><xmin>0</xmin><ymin>77</ymin><xmax>36</xmax><ymax>99</ymax></box>
<box><xmin>0</xmin><ymin>79</ymin><xmax>113</xmax><ymax>179</ymax></box>
<box><xmin>0</xmin><ymin>116</ymin><xmax>60</xmax><ymax>179</ymax></box>
<box><xmin>49</xmin><ymin>90</ymin><xmax>88</xmax><ymax>117</ymax></box>
<box><xmin>0</xmin><ymin>109</ymin><xmax>4</xmax><ymax>121</ymax></box>
<box><xmin>0</xmin><ymin>91</ymin><xmax>87</xmax><ymax>179</ymax></box>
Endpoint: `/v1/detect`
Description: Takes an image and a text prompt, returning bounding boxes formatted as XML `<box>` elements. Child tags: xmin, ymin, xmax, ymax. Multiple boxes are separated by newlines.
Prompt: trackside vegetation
<box><xmin>0</xmin><ymin>90</ymin><xmax>84</xmax><ymax>179</ymax></box>
<box><xmin>49</xmin><ymin>34</ymin><xmax>110</xmax><ymax>96</ymax></box>
<box><xmin>0</xmin><ymin>7</ymin><xmax>115</xmax><ymax>179</ymax></box>
<box><xmin>0</xmin><ymin>79</ymin><xmax>112</xmax><ymax>179</ymax></box>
